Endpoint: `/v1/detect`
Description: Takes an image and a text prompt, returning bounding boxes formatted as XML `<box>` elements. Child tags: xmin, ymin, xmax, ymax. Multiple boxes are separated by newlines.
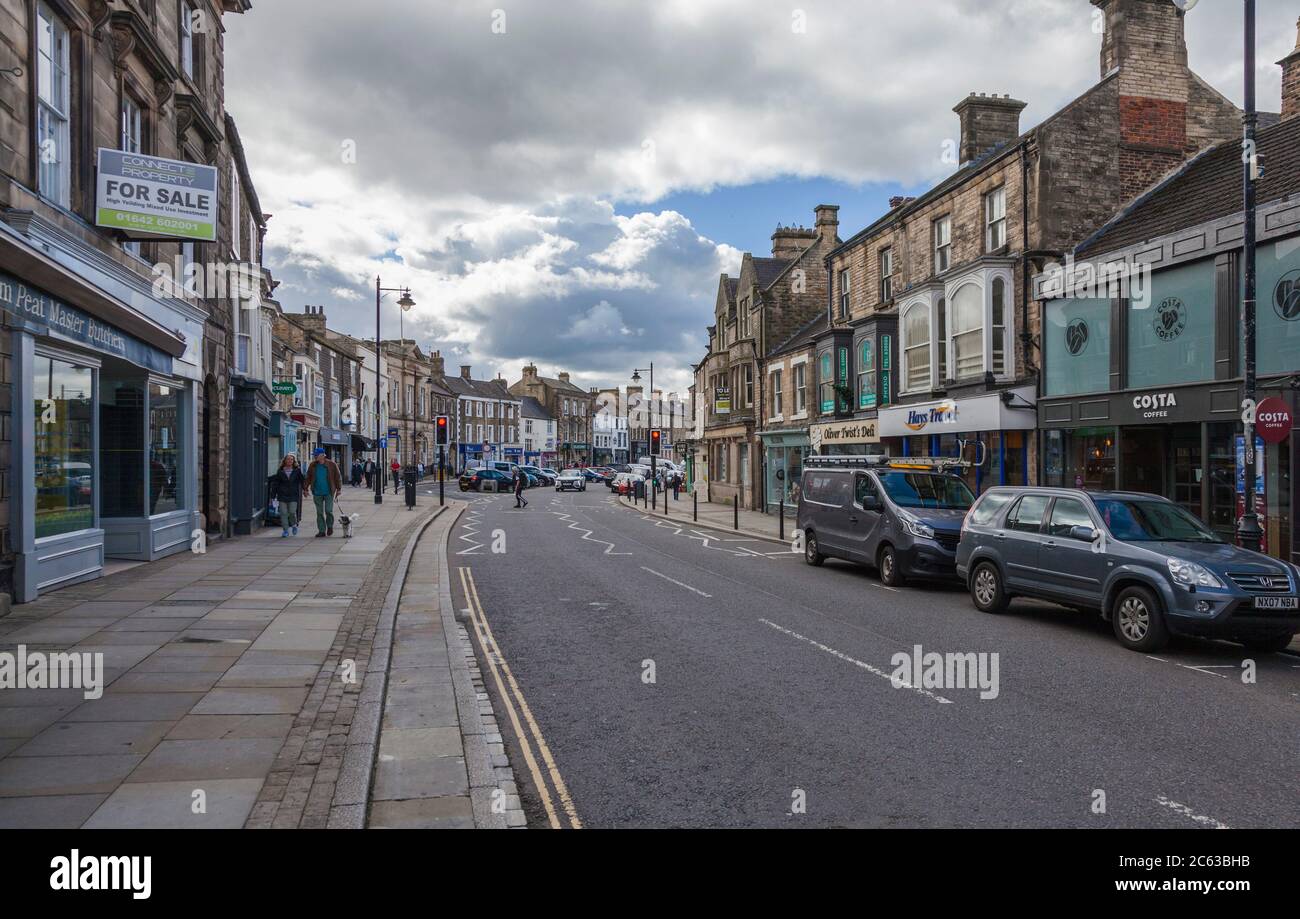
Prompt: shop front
<box><xmin>319</xmin><ymin>427</ymin><xmax>349</xmax><ymax>467</ymax></box>
<box><xmin>761</xmin><ymin>429</ymin><xmax>812</xmax><ymax>513</ymax></box>
<box><xmin>2</xmin><ymin>247</ymin><xmax>201</xmax><ymax>602</ymax></box>
<box><xmin>1039</xmin><ymin>382</ymin><xmax>1292</xmax><ymax>555</ymax></box>
<box><xmin>879</xmin><ymin>388</ymin><xmax>1036</xmax><ymax>496</ymax></box>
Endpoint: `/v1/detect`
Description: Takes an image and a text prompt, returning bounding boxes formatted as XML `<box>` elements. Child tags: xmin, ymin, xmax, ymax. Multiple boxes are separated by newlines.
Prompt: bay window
<box><xmin>857</xmin><ymin>339</ymin><xmax>876</xmax><ymax>410</ymax></box>
<box><xmin>819</xmin><ymin>351</ymin><xmax>834</xmax><ymax>414</ymax></box>
<box><xmin>903</xmin><ymin>303</ymin><xmax>931</xmax><ymax>393</ymax></box>
<box><xmin>951</xmin><ymin>283</ymin><xmax>984</xmax><ymax>380</ymax></box>
<box><xmin>36</xmin><ymin>4</ymin><xmax>71</xmax><ymax>207</ymax></box>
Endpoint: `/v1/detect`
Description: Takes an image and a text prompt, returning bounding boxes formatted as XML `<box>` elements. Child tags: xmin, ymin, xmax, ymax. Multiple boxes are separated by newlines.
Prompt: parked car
<box><xmin>556</xmin><ymin>471</ymin><xmax>587</xmax><ymax>492</ymax></box>
<box><xmin>796</xmin><ymin>456</ymin><xmax>975</xmax><ymax>587</ymax></box>
<box><xmin>581</xmin><ymin>469</ymin><xmax>609</xmax><ymax>483</ymax></box>
<box><xmin>956</xmin><ymin>487</ymin><xmax>1300</xmax><ymax>653</ymax></box>
<box><xmin>612</xmin><ymin>473</ymin><xmax>645</xmax><ymax>496</ymax></box>
<box><xmin>458</xmin><ymin>469</ymin><xmax>512</xmax><ymax>492</ymax></box>
<box><xmin>519</xmin><ymin>465</ymin><xmax>554</xmax><ymax>486</ymax></box>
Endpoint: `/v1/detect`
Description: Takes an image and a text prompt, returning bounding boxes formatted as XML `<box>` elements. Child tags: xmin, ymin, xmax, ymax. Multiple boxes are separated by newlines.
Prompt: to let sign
<box><xmin>1256</xmin><ymin>397</ymin><xmax>1294</xmax><ymax>445</ymax></box>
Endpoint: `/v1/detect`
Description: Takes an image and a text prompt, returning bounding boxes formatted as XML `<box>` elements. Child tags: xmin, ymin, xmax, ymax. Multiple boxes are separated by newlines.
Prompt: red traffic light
<box><xmin>650</xmin><ymin>429</ymin><xmax>662</xmax><ymax>456</ymax></box>
<box><xmin>435</xmin><ymin>415</ymin><xmax>449</xmax><ymax>445</ymax></box>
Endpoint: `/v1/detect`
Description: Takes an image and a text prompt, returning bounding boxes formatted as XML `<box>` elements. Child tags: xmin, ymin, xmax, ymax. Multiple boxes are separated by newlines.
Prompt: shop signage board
<box><xmin>96</xmin><ymin>149</ymin><xmax>219</xmax><ymax>241</ymax></box>
<box><xmin>1255</xmin><ymin>397</ymin><xmax>1294</xmax><ymax>445</ymax></box>
<box><xmin>810</xmin><ymin>419</ymin><xmax>880</xmax><ymax>451</ymax></box>
<box><xmin>0</xmin><ymin>271</ymin><xmax>172</xmax><ymax>373</ymax></box>
<box><xmin>272</xmin><ymin>381</ymin><xmax>297</xmax><ymax>396</ymax></box>
<box><xmin>881</xmin><ymin>388</ymin><xmax>1038</xmax><ymax>438</ymax></box>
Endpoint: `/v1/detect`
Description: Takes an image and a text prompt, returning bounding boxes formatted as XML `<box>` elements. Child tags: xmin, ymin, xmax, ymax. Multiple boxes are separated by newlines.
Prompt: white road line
<box><xmin>758</xmin><ymin>618</ymin><xmax>953</xmax><ymax>704</ymax></box>
<box><xmin>640</xmin><ymin>566</ymin><xmax>713</xmax><ymax>598</ymax></box>
<box><xmin>1155</xmin><ymin>795</ymin><xmax>1230</xmax><ymax>830</ymax></box>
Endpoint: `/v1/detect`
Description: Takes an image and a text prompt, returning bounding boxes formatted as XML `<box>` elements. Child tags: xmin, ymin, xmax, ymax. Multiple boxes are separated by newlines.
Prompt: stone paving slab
<box><xmin>0</xmin><ymin>486</ymin><xmax>447</xmax><ymax>828</ymax></box>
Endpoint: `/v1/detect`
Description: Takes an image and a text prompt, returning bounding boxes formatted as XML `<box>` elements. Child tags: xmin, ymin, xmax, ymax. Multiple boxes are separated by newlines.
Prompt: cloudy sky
<box><xmin>223</xmin><ymin>0</ymin><xmax>1298</xmax><ymax>395</ymax></box>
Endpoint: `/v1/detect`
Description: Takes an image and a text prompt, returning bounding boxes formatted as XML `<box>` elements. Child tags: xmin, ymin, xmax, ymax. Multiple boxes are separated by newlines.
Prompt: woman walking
<box><xmin>272</xmin><ymin>453</ymin><xmax>307</xmax><ymax>537</ymax></box>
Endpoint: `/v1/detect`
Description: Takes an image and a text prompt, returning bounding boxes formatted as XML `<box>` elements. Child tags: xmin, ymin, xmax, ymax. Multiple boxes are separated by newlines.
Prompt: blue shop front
<box><xmin>2</xmin><ymin>216</ymin><xmax>204</xmax><ymax>602</ymax></box>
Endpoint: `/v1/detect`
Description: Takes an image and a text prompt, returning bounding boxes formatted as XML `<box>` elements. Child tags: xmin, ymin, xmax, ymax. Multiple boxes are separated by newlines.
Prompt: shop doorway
<box><xmin>1121</xmin><ymin>427</ymin><xmax>1168</xmax><ymax>497</ymax></box>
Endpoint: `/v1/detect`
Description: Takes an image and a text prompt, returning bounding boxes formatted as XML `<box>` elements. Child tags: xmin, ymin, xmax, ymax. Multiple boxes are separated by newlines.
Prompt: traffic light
<box><xmin>650</xmin><ymin>429</ymin><xmax>662</xmax><ymax>457</ymax></box>
<box><xmin>435</xmin><ymin>415</ymin><xmax>449</xmax><ymax>446</ymax></box>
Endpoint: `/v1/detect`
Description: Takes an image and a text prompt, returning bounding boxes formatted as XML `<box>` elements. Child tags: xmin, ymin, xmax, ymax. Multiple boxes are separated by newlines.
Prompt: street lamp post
<box><xmin>1238</xmin><ymin>0</ymin><xmax>1263</xmax><ymax>553</ymax></box>
<box><xmin>375</xmin><ymin>277</ymin><xmax>415</xmax><ymax>506</ymax></box>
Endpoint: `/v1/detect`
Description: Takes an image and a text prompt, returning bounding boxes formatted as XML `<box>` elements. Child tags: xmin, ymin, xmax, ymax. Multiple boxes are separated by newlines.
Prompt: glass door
<box><xmin>1121</xmin><ymin>427</ymin><xmax>1168</xmax><ymax>498</ymax></box>
<box><xmin>1171</xmin><ymin>424</ymin><xmax>1202</xmax><ymax>522</ymax></box>
<box><xmin>1207</xmin><ymin>423</ymin><xmax>1238</xmax><ymax>541</ymax></box>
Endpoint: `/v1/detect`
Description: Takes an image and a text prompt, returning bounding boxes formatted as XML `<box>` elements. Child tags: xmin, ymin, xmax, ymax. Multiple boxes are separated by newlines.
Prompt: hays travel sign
<box><xmin>904</xmin><ymin>402</ymin><xmax>958</xmax><ymax>432</ymax></box>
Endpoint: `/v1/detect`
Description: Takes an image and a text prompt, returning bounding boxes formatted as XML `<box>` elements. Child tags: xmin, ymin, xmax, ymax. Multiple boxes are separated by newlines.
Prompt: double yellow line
<box><xmin>458</xmin><ymin>567</ymin><xmax>583</xmax><ymax>829</ymax></box>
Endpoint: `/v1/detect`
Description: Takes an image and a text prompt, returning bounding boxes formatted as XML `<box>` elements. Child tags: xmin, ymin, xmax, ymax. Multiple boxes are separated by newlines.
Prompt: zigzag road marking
<box><xmin>549</xmin><ymin>509</ymin><xmax>632</xmax><ymax>556</ymax></box>
<box><xmin>456</xmin><ymin>503</ymin><xmax>486</xmax><ymax>556</ymax></box>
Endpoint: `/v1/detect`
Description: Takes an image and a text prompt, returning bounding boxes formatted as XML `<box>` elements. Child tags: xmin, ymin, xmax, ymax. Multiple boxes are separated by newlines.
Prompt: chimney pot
<box><xmin>460</xmin><ymin>365</ymin><xmax>472</xmax><ymax>379</ymax></box>
<box><xmin>953</xmin><ymin>93</ymin><xmax>1027</xmax><ymax>165</ymax></box>
<box><xmin>1280</xmin><ymin>16</ymin><xmax>1300</xmax><ymax>121</ymax></box>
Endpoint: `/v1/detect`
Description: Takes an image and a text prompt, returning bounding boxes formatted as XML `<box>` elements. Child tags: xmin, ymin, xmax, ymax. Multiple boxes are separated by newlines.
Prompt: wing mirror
<box><xmin>1070</xmin><ymin>525</ymin><xmax>1102</xmax><ymax>543</ymax></box>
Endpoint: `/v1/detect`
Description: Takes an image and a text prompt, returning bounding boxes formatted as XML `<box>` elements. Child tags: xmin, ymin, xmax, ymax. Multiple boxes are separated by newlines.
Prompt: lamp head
<box><xmin>398</xmin><ymin>290</ymin><xmax>415</xmax><ymax>311</ymax></box>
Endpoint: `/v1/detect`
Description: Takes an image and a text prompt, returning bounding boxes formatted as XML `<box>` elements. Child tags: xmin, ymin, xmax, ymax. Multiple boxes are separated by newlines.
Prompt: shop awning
<box><xmin>351</xmin><ymin>434</ymin><xmax>376</xmax><ymax>452</ymax></box>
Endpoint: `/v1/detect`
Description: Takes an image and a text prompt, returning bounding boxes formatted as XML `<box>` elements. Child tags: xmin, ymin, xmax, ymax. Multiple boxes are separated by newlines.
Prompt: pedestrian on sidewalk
<box><xmin>392</xmin><ymin>458</ymin><xmax>401</xmax><ymax>495</ymax></box>
<box><xmin>272</xmin><ymin>453</ymin><xmax>306</xmax><ymax>537</ymax></box>
<box><xmin>672</xmin><ymin>473</ymin><xmax>681</xmax><ymax>501</ymax></box>
<box><xmin>364</xmin><ymin>459</ymin><xmax>375</xmax><ymax>490</ymax></box>
<box><xmin>513</xmin><ymin>467</ymin><xmax>529</xmax><ymax>509</ymax></box>
<box><xmin>308</xmin><ymin>447</ymin><xmax>343</xmax><ymax>537</ymax></box>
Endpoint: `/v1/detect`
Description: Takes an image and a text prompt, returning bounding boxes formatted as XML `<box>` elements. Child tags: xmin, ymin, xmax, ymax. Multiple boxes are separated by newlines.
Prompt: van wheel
<box><xmin>970</xmin><ymin>562</ymin><xmax>1008</xmax><ymax>614</ymax></box>
<box><xmin>1240</xmin><ymin>634</ymin><xmax>1294</xmax><ymax>655</ymax></box>
<box><xmin>804</xmin><ymin>531</ymin><xmax>825</xmax><ymax>567</ymax></box>
<box><xmin>1111</xmin><ymin>585</ymin><xmax>1169</xmax><ymax>652</ymax></box>
<box><xmin>878</xmin><ymin>545</ymin><xmax>906</xmax><ymax>588</ymax></box>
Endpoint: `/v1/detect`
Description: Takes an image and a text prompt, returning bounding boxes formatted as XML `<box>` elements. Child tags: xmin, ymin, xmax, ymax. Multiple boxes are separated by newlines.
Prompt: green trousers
<box><xmin>313</xmin><ymin>494</ymin><xmax>335</xmax><ymax>534</ymax></box>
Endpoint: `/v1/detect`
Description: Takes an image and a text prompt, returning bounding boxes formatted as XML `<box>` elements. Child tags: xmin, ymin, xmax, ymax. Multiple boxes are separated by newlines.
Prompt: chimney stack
<box><xmin>889</xmin><ymin>196</ymin><xmax>915</xmax><ymax>210</ymax></box>
<box><xmin>460</xmin><ymin>365</ymin><xmax>472</xmax><ymax>380</ymax></box>
<box><xmin>1281</xmin><ymin>17</ymin><xmax>1300</xmax><ymax>122</ymax></box>
<box><xmin>771</xmin><ymin>225</ymin><xmax>818</xmax><ymax>260</ymax></box>
<box><xmin>953</xmin><ymin>93</ymin><xmax>1027</xmax><ymax>165</ymax></box>
<box><xmin>814</xmin><ymin>204</ymin><xmax>840</xmax><ymax>246</ymax></box>
<box><xmin>558</xmin><ymin>372</ymin><xmax>570</xmax><ymax>384</ymax></box>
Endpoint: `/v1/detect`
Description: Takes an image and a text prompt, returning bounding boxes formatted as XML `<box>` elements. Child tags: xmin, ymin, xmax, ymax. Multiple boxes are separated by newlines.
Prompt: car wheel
<box><xmin>970</xmin><ymin>562</ymin><xmax>1008</xmax><ymax>614</ymax></box>
<box><xmin>1240</xmin><ymin>634</ymin><xmax>1294</xmax><ymax>655</ymax></box>
<box><xmin>804</xmin><ymin>531</ymin><xmax>825</xmax><ymax>567</ymax></box>
<box><xmin>1111</xmin><ymin>585</ymin><xmax>1169</xmax><ymax>652</ymax></box>
<box><xmin>878</xmin><ymin>544</ymin><xmax>906</xmax><ymax>588</ymax></box>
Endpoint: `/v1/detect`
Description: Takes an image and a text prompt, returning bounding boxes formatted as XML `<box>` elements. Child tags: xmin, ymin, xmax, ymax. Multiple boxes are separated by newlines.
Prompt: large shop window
<box><xmin>1258</xmin><ymin>238</ymin><xmax>1300</xmax><ymax>376</ymax></box>
<box><xmin>1128</xmin><ymin>259</ymin><xmax>1215</xmax><ymax>389</ymax></box>
<box><xmin>34</xmin><ymin>357</ymin><xmax>94</xmax><ymax>539</ymax></box>
<box><xmin>101</xmin><ymin>377</ymin><xmax>146</xmax><ymax>518</ymax></box>
<box><xmin>150</xmin><ymin>382</ymin><xmax>181</xmax><ymax>515</ymax></box>
<box><xmin>1044</xmin><ymin>297</ymin><xmax>1110</xmax><ymax>396</ymax></box>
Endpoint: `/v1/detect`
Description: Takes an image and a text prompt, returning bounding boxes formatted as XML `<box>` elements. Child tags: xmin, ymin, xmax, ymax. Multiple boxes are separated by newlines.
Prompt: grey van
<box><xmin>956</xmin><ymin>487</ymin><xmax>1300</xmax><ymax>653</ymax></box>
<box><xmin>797</xmin><ymin>457</ymin><xmax>976</xmax><ymax>586</ymax></box>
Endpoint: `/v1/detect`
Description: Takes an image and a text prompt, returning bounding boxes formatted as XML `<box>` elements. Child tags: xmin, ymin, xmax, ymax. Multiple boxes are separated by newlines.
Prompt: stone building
<box><xmin>509</xmin><ymin>364</ymin><xmax>594</xmax><ymax>466</ymax></box>
<box><xmin>446</xmin><ymin>365</ymin><xmax>521</xmax><ymax>471</ymax></box>
<box><xmin>696</xmin><ymin>204</ymin><xmax>840</xmax><ymax>510</ymax></box>
<box><xmin>760</xmin><ymin>313</ymin><xmax>827</xmax><ymax>511</ymax></box>
<box><xmin>0</xmin><ymin>0</ymin><xmax>253</xmax><ymax>602</ymax></box>
<box><xmin>826</xmin><ymin>0</ymin><xmax>1246</xmax><ymax>497</ymax></box>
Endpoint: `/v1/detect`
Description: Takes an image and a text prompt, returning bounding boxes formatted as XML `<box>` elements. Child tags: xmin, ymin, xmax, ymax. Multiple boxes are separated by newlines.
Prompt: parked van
<box><xmin>796</xmin><ymin>456</ymin><xmax>977</xmax><ymax>586</ymax></box>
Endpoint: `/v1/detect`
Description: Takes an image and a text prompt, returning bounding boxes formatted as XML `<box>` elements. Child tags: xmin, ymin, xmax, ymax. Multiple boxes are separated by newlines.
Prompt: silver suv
<box><xmin>956</xmin><ymin>487</ymin><xmax>1300</xmax><ymax>653</ymax></box>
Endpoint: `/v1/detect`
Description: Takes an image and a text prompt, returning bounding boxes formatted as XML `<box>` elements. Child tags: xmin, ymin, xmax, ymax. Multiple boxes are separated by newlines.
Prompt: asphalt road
<box><xmin>447</xmin><ymin>486</ymin><xmax>1300</xmax><ymax>829</ymax></box>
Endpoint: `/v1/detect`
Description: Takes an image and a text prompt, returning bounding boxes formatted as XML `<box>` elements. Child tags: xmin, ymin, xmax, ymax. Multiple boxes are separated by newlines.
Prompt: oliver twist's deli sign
<box><xmin>0</xmin><ymin>272</ymin><xmax>172</xmax><ymax>373</ymax></box>
<box><xmin>96</xmin><ymin>149</ymin><xmax>219</xmax><ymax>242</ymax></box>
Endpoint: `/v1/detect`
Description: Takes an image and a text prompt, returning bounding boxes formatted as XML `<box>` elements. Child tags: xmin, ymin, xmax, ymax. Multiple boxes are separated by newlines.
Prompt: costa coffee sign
<box><xmin>1256</xmin><ymin>397</ymin><xmax>1294</xmax><ymax>445</ymax></box>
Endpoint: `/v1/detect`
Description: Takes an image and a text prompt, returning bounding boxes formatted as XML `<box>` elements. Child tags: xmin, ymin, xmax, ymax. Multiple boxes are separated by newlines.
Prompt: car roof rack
<box><xmin>805</xmin><ymin>455</ymin><xmax>975</xmax><ymax>473</ymax></box>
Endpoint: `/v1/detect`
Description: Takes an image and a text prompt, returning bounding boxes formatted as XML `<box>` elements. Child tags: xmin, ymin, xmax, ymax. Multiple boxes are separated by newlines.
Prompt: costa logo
<box><xmin>1275</xmin><ymin>270</ymin><xmax>1300</xmax><ymax>322</ymax></box>
<box><xmin>1256</xmin><ymin>397</ymin><xmax>1294</xmax><ymax>445</ymax></box>
<box><xmin>1132</xmin><ymin>392</ymin><xmax>1178</xmax><ymax>411</ymax></box>
<box><xmin>1065</xmin><ymin>318</ymin><xmax>1089</xmax><ymax>356</ymax></box>
<box><xmin>1154</xmin><ymin>297</ymin><xmax>1186</xmax><ymax>342</ymax></box>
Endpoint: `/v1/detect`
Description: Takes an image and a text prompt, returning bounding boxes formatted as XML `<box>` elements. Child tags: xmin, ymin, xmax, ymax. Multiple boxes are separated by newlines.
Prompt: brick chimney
<box><xmin>558</xmin><ymin>372</ymin><xmax>570</xmax><ymax>384</ymax></box>
<box><xmin>460</xmin><ymin>365</ymin><xmax>472</xmax><ymax>380</ymax></box>
<box><xmin>1092</xmin><ymin>0</ymin><xmax>1194</xmax><ymax>198</ymax></box>
<box><xmin>1281</xmin><ymin>17</ymin><xmax>1300</xmax><ymax>122</ymax></box>
<box><xmin>771</xmin><ymin>225</ymin><xmax>818</xmax><ymax>260</ymax></box>
<box><xmin>429</xmin><ymin>349</ymin><xmax>444</xmax><ymax>378</ymax></box>
<box><xmin>953</xmin><ymin>93</ymin><xmax>1028</xmax><ymax>165</ymax></box>
<box><xmin>522</xmin><ymin>363</ymin><xmax>539</xmax><ymax>384</ymax></box>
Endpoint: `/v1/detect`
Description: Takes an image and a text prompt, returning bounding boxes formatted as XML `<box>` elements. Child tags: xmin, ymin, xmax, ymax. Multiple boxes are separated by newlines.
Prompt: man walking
<box><xmin>307</xmin><ymin>447</ymin><xmax>342</xmax><ymax>537</ymax></box>
<box><xmin>513</xmin><ymin>467</ymin><xmax>529</xmax><ymax>509</ymax></box>
<box><xmin>392</xmin><ymin>459</ymin><xmax>401</xmax><ymax>495</ymax></box>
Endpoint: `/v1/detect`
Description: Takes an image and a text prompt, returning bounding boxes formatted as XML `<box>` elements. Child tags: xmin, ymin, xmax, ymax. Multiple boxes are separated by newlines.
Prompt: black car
<box><xmin>458</xmin><ymin>469</ymin><xmax>512</xmax><ymax>492</ymax></box>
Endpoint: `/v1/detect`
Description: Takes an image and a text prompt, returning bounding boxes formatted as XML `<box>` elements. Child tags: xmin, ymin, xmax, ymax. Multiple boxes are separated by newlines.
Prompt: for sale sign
<box><xmin>1256</xmin><ymin>397</ymin><xmax>1294</xmax><ymax>445</ymax></box>
<box><xmin>96</xmin><ymin>149</ymin><xmax>219</xmax><ymax>241</ymax></box>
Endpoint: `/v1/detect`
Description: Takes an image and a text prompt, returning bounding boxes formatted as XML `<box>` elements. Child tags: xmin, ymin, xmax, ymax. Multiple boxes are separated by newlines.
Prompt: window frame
<box><xmin>879</xmin><ymin>247</ymin><xmax>895</xmax><ymax>302</ymax></box>
<box><xmin>933</xmin><ymin>215</ymin><xmax>952</xmax><ymax>274</ymax></box>
<box><xmin>838</xmin><ymin>269</ymin><xmax>851</xmax><ymax>318</ymax></box>
<box><xmin>35</xmin><ymin>3</ymin><xmax>72</xmax><ymax>208</ymax></box>
<box><xmin>985</xmin><ymin>186</ymin><xmax>1007</xmax><ymax>251</ymax></box>
<box><xmin>901</xmin><ymin>301</ymin><xmax>932</xmax><ymax>394</ymax></box>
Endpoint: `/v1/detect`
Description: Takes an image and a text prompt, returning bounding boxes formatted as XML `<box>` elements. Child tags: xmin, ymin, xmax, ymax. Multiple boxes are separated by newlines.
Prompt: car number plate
<box><xmin>1254</xmin><ymin>596</ymin><xmax>1299</xmax><ymax>610</ymax></box>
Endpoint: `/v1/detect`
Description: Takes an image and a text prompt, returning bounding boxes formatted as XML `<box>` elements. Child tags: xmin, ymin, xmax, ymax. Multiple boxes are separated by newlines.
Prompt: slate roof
<box><xmin>519</xmin><ymin>395</ymin><xmax>553</xmax><ymax>420</ymax></box>
<box><xmin>443</xmin><ymin>375</ymin><xmax>517</xmax><ymax>401</ymax></box>
<box><xmin>1077</xmin><ymin>115</ymin><xmax>1300</xmax><ymax>258</ymax></box>
<box><xmin>752</xmin><ymin>257</ymin><xmax>790</xmax><ymax>290</ymax></box>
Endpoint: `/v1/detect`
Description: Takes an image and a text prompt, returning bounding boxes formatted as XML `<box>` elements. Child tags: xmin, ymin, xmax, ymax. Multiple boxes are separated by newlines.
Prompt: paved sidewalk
<box><xmin>0</xmin><ymin>487</ymin><xmax>453</xmax><ymax>828</ymax></box>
